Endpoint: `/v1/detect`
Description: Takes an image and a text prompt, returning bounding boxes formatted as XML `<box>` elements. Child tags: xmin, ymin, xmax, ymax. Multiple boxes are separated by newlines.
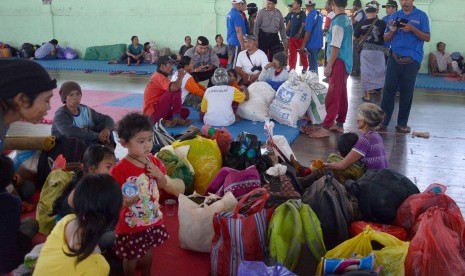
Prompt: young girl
<box><xmin>52</xmin><ymin>144</ymin><xmax>117</xmax><ymax>222</ymax></box>
<box><xmin>110</xmin><ymin>112</ymin><xmax>168</xmax><ymax>276</ymax></box>
<box><xmin>326</xmin><ymin>103</ymin><xmax>389</xmax><ymax>171</ymax></box>
<box><xmin>34</xmin><ymin>174</ymin><xmax>122</xmax><ymax>275</ymax></box>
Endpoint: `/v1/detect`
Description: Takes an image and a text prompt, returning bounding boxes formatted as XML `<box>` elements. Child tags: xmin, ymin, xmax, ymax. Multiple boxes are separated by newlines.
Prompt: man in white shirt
<box><xmin>429</xmin><ymin>42</ymin><xmax>460</xmax><ymax>77</ymax></box>
<box><xmin>235</xmin><ymin>34</ymin><xmax>269</xmax><ymax>86</ymax></box>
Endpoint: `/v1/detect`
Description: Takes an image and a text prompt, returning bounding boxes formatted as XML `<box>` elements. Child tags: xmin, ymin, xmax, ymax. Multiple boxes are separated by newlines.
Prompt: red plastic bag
<box><xmin>211</xmin><ymin>188</ymin><xmax>272</xmax><ymax>276</ymax></box>
<box><xmin>350</xmin><ymin>221</ymin><xmax>407</xmax><ymax>241</ymax></box>
<box><xmin>395</xmin><ymin>192</ymin><xmax>463</xmax><ymax>239</ymax></box>
<box><xmin>213</xmin><ymin>128</ymin><xmax>232</xmax><ymax>159</ymax></box>
<box><xmin>51</xmin><ymin>154</ymin><xmax>66</xmax><ymax>171</ymax></box>
<box><xmin>405</xmin><ymin>206</ymin><xmax>465</xmax><ymax>276</ymax></box>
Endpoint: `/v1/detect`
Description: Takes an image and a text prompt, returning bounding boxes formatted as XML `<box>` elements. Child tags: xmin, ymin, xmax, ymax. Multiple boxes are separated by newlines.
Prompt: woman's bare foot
<box><xmin>308</xmin><ymin>127</ymin><xmax>331</xmax><ymax>138</ymax></box>
<box><xmin>329</xmin><ymin>125</ymin><xmax>344</xmax><ymax>133</ymax></box>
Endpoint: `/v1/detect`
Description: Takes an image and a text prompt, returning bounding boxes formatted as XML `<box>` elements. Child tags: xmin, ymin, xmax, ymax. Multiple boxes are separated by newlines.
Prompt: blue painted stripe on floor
<box><xmin>104</xmin><ymin>93</ymin><xmax>144</xmax><ymax>108</ymax></box>
<box><xmin>34</xmin><ymin>59</ymin><xmax>157</xmax><ymax>74</ymax></box>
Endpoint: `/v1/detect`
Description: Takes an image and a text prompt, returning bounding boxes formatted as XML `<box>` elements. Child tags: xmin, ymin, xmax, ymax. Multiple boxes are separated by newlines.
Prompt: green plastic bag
<box><xmin>326</xmin><ymin>153</ymin><xmax>365</xmax><ymax>182</ymax></box>
<box><xmin>268</xmin><ymin>200</ymin><xmax>326</xmax><ymax>273</ymax></box>
<box><xmin>83</xmin><ymin>44</ymin><xmax>126</xmax><ymax>60</ymax></box>
<box><xmin>156</xmin><ymin>149</ymin><xmax>194</xmax><ymax>194</ymax></box>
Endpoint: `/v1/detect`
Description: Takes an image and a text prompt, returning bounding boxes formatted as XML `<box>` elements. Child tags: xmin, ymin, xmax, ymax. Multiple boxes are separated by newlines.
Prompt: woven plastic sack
<box><xmin>172</xmin><ymin>136</ymin><xmax>222</xmax><ymax>195</ymax></box>
<box><xmin>318</xmin><ymin>225</ymin><xmax>409</xmax><ymax>276</ymax></box>
<box><xmin>237</xmin><ymin>81</ymin><xmax>276</xmax><ymax>122</ymax></box>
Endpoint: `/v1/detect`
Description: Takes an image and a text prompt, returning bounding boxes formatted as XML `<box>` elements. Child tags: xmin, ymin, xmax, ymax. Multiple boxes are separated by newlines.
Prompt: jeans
<box><xmin>380</xmin><ymin>56</ymin><xmax>420</xmax><ymax>127</ymax></box>
<box><xmin>307</xmin><ymin>48</ymin><xmax>320</xmax><ymax>75</ymax></box>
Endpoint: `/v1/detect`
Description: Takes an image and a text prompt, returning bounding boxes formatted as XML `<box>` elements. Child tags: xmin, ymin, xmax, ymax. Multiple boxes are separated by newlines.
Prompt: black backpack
<box><xmin>37</xmin><ymin>137</ymin><xmax>86</xmax><ymax>188</ymax></box>
<box><xmin>19</xmin><ymin>43</ymin><xmax>36</xmax><ymax>59</ymax></box>
<box><xmin>223</xmin><ymin>132</ymin><xmax>272</xmax><ymax>176</ymax></box>
<box><xmin>302</xmin><ymin>172</ymin><xmax>357</xmax><ymax>250</ymax></box>
<box><xmin>357</xmin><ymin>169</ymin><xmax>420</xmax><ymax>225</ymax></box>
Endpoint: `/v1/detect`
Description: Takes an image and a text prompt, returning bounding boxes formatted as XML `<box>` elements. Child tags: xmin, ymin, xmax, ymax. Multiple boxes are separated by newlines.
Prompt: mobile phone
<box><xmin>395</xmin><ymin>18</ymin><xmax>409</xmax><ymax>28</ymax></box>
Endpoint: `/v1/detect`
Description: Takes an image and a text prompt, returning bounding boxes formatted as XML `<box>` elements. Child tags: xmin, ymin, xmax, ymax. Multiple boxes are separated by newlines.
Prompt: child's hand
<box><xmin>145</xmin><ymin>157</ymin><xmax>164</xmax><ymax>180</ymax></box>
<box><xmin>123</xmin><ymin>195</ymin><xmax>139</xmax><ymax>207</ymax></box>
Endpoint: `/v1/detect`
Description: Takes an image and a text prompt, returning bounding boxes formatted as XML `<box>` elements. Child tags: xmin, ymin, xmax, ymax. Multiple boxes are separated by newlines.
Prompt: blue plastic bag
<box><xmin>238</xmin><ymin>261</ymin><xmax>297</xmax><ymax>276</ymax></box>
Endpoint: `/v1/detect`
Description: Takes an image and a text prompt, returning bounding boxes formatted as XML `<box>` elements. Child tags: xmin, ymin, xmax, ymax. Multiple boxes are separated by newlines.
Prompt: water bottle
<box><xmin>252</xmin><ymin>111</ymin><xmax>257</xmax><ymax>124</ymax></box>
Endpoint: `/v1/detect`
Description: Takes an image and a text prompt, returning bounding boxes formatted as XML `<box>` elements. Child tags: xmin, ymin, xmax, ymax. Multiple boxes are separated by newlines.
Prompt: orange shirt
<box><xmin>143</xmin><ymin>72</ymin><xmax>171</xmax><ymax>116</ymax></box>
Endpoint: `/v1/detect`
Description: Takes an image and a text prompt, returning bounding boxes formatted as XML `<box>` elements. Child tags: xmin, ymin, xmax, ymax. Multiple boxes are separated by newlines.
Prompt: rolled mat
<box><xmin>4</xmin><ymin>136</ymin><xmax>55</xmax><ymax>151</ymax></box>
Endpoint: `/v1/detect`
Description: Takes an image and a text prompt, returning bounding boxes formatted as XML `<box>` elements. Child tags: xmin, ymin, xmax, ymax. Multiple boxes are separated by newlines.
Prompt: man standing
<box><xmin>379</xmin><ymin>0</ymin><xmax>430</xmax><ymax>133</ymax></box>
<box><xmin>287</xmin><ymin>0</ymin><xmax>309</xmax><ymax>73</ymax></box>
<box><xmin>253</xmin><ymin>0</ymin><xmax>288</xmax><ymax>61</ymax></box>
<box><xmin>351</xmin><ymin>0</ymin><xmax>367</xmax><ymax>76</ymax></box>
<box><xmin>227</xmin><ymin>0</ymin><xmax>247</xmax><ymax>69</ymax></box>
<box><xmin>143</xmin><ymin>55</ymin><xmax>190</xmax><ymax>127</ymax></box>
<box><xmin>300</xmin><ymin>0</ymin><xmax>323</xmax><ymax>74</ymax></box>
<box><xmin>235</xmin><ymin>35</ymin><xmax>269</xmax><ymax>86</ymax></box>
<box><xmin>309</xmin><ymin>0</ymin><xmax>353</xmax><ymax>138</ymax></box>
<box><xmin>184</xmin><ymin>36</ymin><xmax>220</xmax><ymax>87</ymax></box>
<box><xmin>381</xmin><ymin>0</ymin><xmax>398</xmax><ymax>51</ymax></box>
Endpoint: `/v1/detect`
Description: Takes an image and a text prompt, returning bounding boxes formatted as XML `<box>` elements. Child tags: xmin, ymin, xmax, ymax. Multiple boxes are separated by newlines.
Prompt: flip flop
<box><xmin>109</xmin><ymin>70</ymin><xmax>123</xmax><ymax>76</ymax></box>
<box><xmin>362</xmin><ymin>97</ymin><xmax>371</xmax><ymax>102</ymax></box>
<box><xmin>395</xmin><ymin>125</ymin><xmax>411</xmax><ymax>133</ymax></box>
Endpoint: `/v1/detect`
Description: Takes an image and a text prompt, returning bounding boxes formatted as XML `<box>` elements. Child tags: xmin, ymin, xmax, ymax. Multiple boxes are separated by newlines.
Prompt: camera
<box><xmin>251</xmin><ymin>65</ymin><xmax>262</xmax><ymax>72</ymax></box>
<box><xmin>394</xmin><ymin>17</ymin><xmax>409</xmax><ymax>28</ymax></box>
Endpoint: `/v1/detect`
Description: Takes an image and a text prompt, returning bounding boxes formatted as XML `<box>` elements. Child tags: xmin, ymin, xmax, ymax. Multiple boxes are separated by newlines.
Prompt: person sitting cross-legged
<box><xmin>143</xmin><ymin>55</ymin><xmax>191</xmax><ymax>127</ymax></box>
<box><xmin>235</xmin><ymin>34</ymin><xmax>269</xmax><ymax>86</ymax></box>
<box><xmin>429</xmin><ymin>42</ymin><xmax>460</xmax><ymax>77</ymax></box>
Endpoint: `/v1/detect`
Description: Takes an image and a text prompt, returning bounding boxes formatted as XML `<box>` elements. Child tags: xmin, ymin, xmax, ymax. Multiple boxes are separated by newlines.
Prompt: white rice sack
<box><xmin>269</xmin><ymin>77</ymin><xmax>312</xmax><ymax>127</ymax></box>
<box><xmin>306</xmin><ymin>82</ymin><xmax>328</xmax><ymax>124</ymax></box>
<box><xmin>237</xmin><ymin>81</ymin><xmax>276</xmax><ymax>122</ymax></box>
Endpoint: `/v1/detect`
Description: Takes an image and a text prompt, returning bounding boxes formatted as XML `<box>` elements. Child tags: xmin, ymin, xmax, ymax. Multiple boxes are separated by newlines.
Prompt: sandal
<box><xmin>395</xmin><ymin>125</ymin><xmax>411</xmax><ymax>133</ymax></box>
<box><xmin>375</xmin><ymin>125</ymin><xmax>387</xmax><ymax>132</ymax></box>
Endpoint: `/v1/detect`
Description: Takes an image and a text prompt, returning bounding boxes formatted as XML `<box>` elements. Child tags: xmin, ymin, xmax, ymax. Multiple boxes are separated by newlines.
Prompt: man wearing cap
<box><xmin>247</xmin><ymin>3</ymin><xmax>258</xmax><ymax>34</ymax></box>
<box><xmin>379</xmin><ymin>0</ymin><xmax>430</xmax><ymax>134</ymax></box>
<box><xmin>143</xmin><ymin>55</ymin><xmax>190</xmax><ymax>127</ymax></box>
<box><xmin>184</xmin><ymin>36</ymin><xmax>220</xmax><ymax>87</ymax></box>
<box><xmin>0</xmin><ymin>60</ymin><xmax>56</xmax><ymax>152</ymax></box>
<box><xmin>253</xmin><ymin>0</ymin><xmax>288</xmax><ymax>61</ymax></box>
<box><xmin>300</xmin><ymin>0</ymin><xmax>323</xmax><ymax>74</ymax></box>
<box><xmin>227</xmin><ymin>0</ymin><xmax>247</xmax><ymax>69</ymax></box>
<box><xmin>381</xmin><ymin>0</ymin><xmax>397</xmax><ymax>52</ymax></box>
<box><xmin>286</xmin><ymin>0</ymin><xmax>309</xmax><ymax>73</ymax></box>
<box><xmin>235</xmin><ymin>34</ymin><xmax>269</xmax><ymax>86</ymax></box>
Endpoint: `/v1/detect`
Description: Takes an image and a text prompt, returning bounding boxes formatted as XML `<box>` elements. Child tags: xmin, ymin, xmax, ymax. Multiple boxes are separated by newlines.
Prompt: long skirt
<box><xmin>361</xmin><ymin>49</ymin><xmax>386</xmax><ymax>91</ymax></box>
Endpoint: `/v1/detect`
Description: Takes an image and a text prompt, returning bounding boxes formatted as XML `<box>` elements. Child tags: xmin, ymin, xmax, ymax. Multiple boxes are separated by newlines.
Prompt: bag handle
<box><xmin>356</xmin><ymin>18</ymin><xmax>378</xmax><ymax>50</ymax></box>
<box><xmin>233</xmin><ymin>187</ymin><xmax>269</xmax><ymax>218</ymax></box>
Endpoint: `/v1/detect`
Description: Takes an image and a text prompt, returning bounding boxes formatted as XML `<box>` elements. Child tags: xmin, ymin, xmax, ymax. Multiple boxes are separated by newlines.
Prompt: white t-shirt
<box><xmin>432</xmin><ymin>51</ymin><xmax>452</xmax><ymax>72</ymax></box>
<box><xmin>235</xmin><ymin>49</ymin><xmax>269</xmax><ymax>75</ymax></box>
<box><xmin>171</xmin><ymin>71</ymin><xmax>191</xmax><ymax>103</ymax></box>
<box><xmin>203</xmin><ymin>85</ymin><xmax>236</xmax><ymax>126</ymax></box>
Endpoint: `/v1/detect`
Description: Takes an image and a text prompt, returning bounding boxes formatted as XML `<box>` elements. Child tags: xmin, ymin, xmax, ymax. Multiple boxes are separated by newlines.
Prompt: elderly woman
<box><xmin>354</xmin><ymin>1</ymin><xmax>387</xmax><ymax>102</ymax></box>
<box><xmin>0</xmin><ymin>60</ymin><xmax>56</xmax><ymax>152</ymax></box>
<box><xmin>200</xmin><ymin>68</ymin><xmax>248</xmax><ymax>126</ymax></box>
<box><xmin>258</xmin><ymin>51</ymin><xmax>289</xmax><ymax>90</ymax></box>
<box><xmin>51</xmin><ymin>81</ymin><xmax>115</xmax><ymax>149</ymax></box>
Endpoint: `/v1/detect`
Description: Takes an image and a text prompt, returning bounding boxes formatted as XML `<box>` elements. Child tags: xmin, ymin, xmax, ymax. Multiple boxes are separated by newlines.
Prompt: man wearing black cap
<box><xmin>287</xmin><ymin>0</ymin><xmax>309</xmax><ymax>73</ymax></box>
<box><xmin>0</xmin><ymin>60</ymin><xmax>56</xmax><ymax>151</ymax></box>
<box><xmin>143</xmin><ymin>55</ymin><xmax>190</xmax><ymax>127</ymax></box>
<box><xmin>184</xmin><ymin>36</ymin><xmax>220</xmax><ymax>86</ymax></box>
<box><xmin>235</xmin><ymin>34</ymin><xmax>269</xmax><ymax>86</ymax></box>
<box><xmin>253</xmin><ymin>0</ymin><xmax>288</xmax><ymax>61</ymax></box>
<box><xmin>381</xmin><ymin>0</ymin><xmax>398</xmax><ymax>51</ymax></box>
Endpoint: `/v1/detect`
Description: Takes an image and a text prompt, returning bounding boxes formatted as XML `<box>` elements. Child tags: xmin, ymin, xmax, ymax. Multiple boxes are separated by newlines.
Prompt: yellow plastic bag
<box><xmin>172</xmin><ymin>136</ymin><xmax>222</xmax><ymax>195</ymax></box>
<box><xmin>318</xmin><ymin>225</ymin><xmax>409</xmax><ymax>276</ymax></box>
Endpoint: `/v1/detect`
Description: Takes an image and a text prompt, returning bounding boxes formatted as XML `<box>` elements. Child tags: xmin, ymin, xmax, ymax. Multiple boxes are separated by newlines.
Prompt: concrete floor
<box><xmin>47</xmin><ymin>70</ymin><xmax>465</xmax><ymax>214</ymax></box>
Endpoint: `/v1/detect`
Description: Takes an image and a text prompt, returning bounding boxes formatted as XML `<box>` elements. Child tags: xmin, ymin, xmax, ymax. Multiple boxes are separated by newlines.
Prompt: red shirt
<box><xmin>111</xmin><ymin>155</ymin><xmax>167</xmax><ymax>235</ymax></box>
<box><xmin>143</xmin><ymin>71</ymin><xmax>171</xmax><ymax>116</ymax></box>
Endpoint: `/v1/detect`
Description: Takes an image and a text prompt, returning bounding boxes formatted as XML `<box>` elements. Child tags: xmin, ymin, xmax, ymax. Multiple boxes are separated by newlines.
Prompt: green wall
<box><xmin>1</xmin><ymin>0</ymin><xmax>463</xmax><ymax>72</ymax></box>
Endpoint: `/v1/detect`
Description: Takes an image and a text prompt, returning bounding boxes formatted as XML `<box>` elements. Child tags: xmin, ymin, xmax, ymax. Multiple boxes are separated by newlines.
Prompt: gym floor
<box><xmin>47</xmin><ymin>69</ymin><xmax>465</xmax><ymax>214</ymax></box>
